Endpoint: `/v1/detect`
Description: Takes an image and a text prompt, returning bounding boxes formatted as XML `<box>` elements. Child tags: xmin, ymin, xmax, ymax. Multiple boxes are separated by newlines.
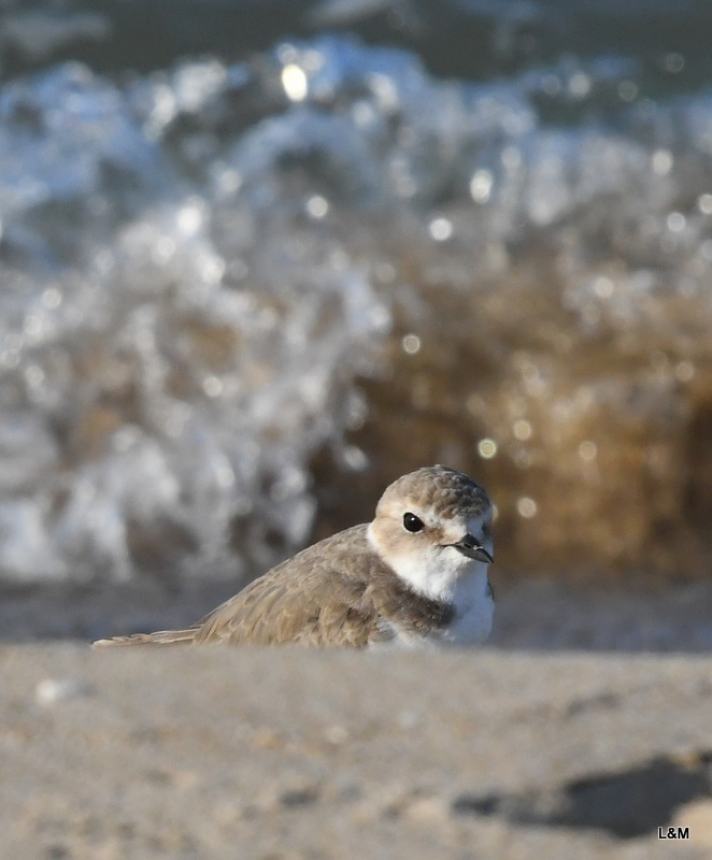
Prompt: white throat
<box><xmin>366</xmin><ymin>522</ymin><xmax>494</xmax><ymax>646</ymax></box>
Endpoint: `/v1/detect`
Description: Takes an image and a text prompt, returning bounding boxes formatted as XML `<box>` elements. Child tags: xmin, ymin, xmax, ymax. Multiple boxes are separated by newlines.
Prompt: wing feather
<box><xmin>194</xmin><ymin>525</ymin><xmax>383</xmax><ymax>646</ymax></box>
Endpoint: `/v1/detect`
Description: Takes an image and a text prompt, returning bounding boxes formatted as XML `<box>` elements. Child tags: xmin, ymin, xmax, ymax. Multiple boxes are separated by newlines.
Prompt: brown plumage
<box><xmin>93</xmin><ymin>524</ymin><xmax>453</xmax><ymax>648</ymax></box>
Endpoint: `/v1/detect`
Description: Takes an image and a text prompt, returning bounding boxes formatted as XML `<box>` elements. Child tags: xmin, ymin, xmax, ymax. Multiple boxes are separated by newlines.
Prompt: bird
<box><xmin>93</xmin><ymin>464</ymin><xmax>495</xmax><ymax>649</ymax></box>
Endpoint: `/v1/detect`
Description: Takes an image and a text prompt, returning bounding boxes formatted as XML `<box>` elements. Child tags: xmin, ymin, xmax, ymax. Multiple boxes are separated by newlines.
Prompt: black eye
<box><xmin>403</xmin><ymin>512</ymin><xmax>424</xmax><ymax>533</ymax></box>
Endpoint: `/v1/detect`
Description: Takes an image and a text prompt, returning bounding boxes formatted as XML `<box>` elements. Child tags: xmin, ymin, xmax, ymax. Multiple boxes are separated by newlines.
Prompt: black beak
<box><xmin>449</xmin><ymin>535</ymin><xmax>493</xmax><ymax>564</ymax></box>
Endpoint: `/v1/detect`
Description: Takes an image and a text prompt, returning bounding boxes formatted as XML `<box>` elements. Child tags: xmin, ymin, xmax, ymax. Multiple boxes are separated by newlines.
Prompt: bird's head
<box><xmin>367</xmin><ymin>465</ymin><xmax>493</xmax><ymax>601</ymax></box>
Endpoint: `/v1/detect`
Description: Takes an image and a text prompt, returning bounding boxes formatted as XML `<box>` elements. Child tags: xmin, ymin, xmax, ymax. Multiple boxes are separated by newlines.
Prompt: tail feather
<box><xmin>92</xmin><ymin>628</ymin><xmax>199</xmax><ymax>647</ymax></box>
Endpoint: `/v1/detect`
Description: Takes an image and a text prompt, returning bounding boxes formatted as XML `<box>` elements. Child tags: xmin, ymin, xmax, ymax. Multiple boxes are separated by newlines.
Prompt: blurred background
<box><xmin>1</xmin><ymin>0</ymin><xmax>712</xmax><ymax>647</ymax></box>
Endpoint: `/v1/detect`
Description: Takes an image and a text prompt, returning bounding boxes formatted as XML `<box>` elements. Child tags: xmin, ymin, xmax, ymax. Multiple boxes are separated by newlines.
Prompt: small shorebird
<box><xmin>94</xmin><ymin>465</ymin><xmax>494</xmax><ymax>648</ymax></box>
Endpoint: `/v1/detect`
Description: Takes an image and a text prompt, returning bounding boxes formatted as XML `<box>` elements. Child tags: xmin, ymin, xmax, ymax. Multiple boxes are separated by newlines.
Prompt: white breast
<box><xmin>374</xmin><ymin>573</ymin><xmax>494</xmax><ymax>649</ymax></box>
<box><xmin>443</xmin><ymin>568</ymin><xmax>494</xmax><ymax>646</ymax></box>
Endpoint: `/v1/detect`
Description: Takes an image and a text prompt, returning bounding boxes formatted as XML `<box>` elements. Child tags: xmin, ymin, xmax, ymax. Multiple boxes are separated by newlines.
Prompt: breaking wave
<box><xmin>1</xmin><ymin>25</ymin><xmax>712</xmax><ymax>581</ymax></box>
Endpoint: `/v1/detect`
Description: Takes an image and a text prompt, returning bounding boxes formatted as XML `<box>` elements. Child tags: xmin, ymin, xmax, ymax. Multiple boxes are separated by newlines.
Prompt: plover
<box><xmin>94</xmin><ymin>465</ymin><xmax>494</xmax><ymax>648</ymax></box>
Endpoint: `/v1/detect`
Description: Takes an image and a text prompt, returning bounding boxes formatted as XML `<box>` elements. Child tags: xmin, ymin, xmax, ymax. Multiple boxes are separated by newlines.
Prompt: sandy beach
<box><xmin>2</xmin><ymin>644</ymin><xmax>711</xmax><ymax>859</ymax></box>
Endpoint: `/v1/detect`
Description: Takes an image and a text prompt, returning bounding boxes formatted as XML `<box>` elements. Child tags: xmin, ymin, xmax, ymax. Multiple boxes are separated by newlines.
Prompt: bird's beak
<box><xmin>448</xmin><ymin>535</ymin><xmax>494</xmax><ymax>564</ymax></box>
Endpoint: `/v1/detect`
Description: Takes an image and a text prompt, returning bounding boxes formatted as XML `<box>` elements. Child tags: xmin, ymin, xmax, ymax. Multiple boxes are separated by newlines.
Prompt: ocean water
<box><xmin>1</xmin><ymin>2</ymin><xmax>712</xmax><ymax>583</ymax></box>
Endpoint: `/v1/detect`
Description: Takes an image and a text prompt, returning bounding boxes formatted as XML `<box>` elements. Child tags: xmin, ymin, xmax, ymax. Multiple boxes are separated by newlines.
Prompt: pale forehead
<box><xmin>378</xmin><ymin>465</ymin><xmax>490</xmax><ymax>520</ymax></box>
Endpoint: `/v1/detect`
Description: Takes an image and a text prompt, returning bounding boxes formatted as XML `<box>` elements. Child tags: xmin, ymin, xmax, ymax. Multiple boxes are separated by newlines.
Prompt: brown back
<box><xmin>194</xmin><ymin>525</ymin><xmax>453</xmax><ymax>646</ymax></box>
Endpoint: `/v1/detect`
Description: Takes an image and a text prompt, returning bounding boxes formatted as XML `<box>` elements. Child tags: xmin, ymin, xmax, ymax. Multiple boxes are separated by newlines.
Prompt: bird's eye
<box><xmin>403</xmin><ymin>512</ymin><xmax>424</xmax><ymax>533</ymax></box>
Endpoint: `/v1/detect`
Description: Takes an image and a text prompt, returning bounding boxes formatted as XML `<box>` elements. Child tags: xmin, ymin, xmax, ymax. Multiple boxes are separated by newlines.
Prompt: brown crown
<box><xmin>377</xmin><ymin>465</ymin><xmax>490</xmax><ymax>520</ymax></box>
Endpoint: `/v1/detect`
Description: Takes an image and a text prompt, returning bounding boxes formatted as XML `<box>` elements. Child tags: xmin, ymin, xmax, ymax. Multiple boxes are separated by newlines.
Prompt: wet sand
<box><xmin>2</xmin><ymin>645</ymin><xmax>711</xmax><ymax>859</ymax></box>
